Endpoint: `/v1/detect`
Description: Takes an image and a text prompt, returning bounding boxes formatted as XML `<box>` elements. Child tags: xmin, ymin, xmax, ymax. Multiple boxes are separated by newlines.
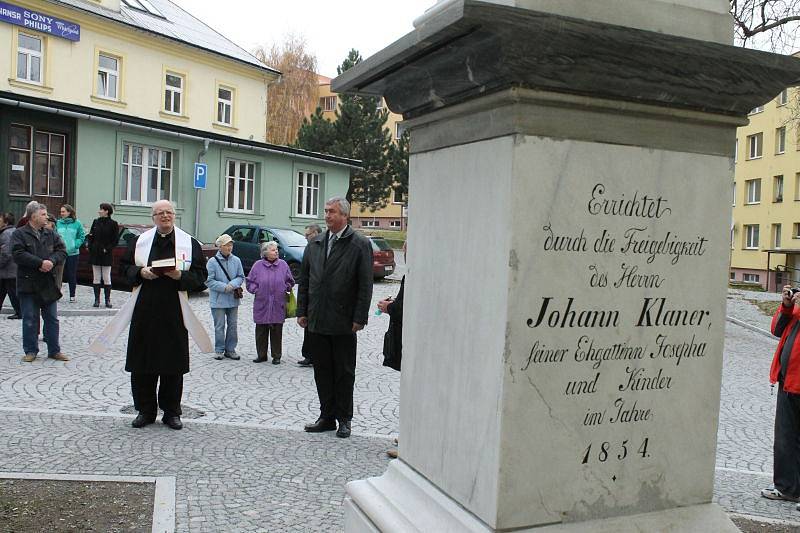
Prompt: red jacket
<box><xmin>770</xmin><ymin>304</ymin><xmax>800</xmax><ymax>392</ymax></box>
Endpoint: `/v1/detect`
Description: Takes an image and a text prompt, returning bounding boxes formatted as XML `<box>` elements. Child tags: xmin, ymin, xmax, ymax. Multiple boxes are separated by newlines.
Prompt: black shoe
<box><xmin>297</xmin><ymin>357</ymin><xmax>312</xmax><ymax>367</ymax></box>
<box><xmin>304</xmin><ymin>417</ymin><xmax>336</xmax><ymax>433</ymax></box>
<box><xmin>105</xmin><ymin>301</ymin><xmax>112</xmax><ymax>308</ymax></box>
<box><xmin>336</xmin><ymin>420</ymin><xmax>351</xmax><ymax>438</ymax></box>
<box><xmin>92</xmin><ymin>301</ymin><xmax>100</xmax><ymax>308</ymax></box>
<box><xmin>162</xmin><ymin>415</ymin><xmax>183</xmax><ymax>430</ymax></box>
<box><xmin>7</xmin><ymin>314</ymin><xmax>20</xmax><ymax>320</ymax></box>
<box><xmin>252</xmin><ymin>357</ymin><xmax>268</xmax><ymax>363</ymax></box>
<box><xmin>131</xmin><ymin>414</ymin><xmax>156</xmax><ymax>428</ymax></box>
<box><xmin>272</xmin><ymin>358</ymin><xmax>281</xmax><ymax>365</ymax></box>
<box><xmin>224</xmin><ymin>353</ymin><xmax>240</xmax><ymax>360</ymax></box>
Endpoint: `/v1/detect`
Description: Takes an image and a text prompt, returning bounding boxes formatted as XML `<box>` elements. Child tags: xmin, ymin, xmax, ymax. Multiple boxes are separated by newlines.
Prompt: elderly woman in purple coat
<box><xmin>246</xmin><ymin>241</ymin><xmax>294</xmax><ymax>364</ymax></box>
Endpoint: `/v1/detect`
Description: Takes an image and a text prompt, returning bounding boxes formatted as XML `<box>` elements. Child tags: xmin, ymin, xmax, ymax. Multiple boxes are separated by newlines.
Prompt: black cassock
<box><xmin>120</xmin><ymin>230</ymin><xmax>207</xmax><ymax>375</ymax></box>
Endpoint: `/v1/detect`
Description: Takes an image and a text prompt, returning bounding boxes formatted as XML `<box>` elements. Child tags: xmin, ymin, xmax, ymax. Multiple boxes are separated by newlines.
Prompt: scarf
<box><xmin>89</xmin><ymin>226</ymin><xmax>212</xmax><ymax>354</ymax></box>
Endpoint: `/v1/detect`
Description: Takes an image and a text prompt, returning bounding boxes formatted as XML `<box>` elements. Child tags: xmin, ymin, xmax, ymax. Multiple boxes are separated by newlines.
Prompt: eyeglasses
<box><xmin>152</xmin><ymin>210</ymin><xmax>175</xmax><ymax>217</ymax></box>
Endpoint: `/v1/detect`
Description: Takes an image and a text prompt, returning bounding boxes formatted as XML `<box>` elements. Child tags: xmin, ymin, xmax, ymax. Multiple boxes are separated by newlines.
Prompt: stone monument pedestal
<box><xmin>333</xmin><ymin>1</ymin><xmax>800</xmax><ymax>531</ymax></box>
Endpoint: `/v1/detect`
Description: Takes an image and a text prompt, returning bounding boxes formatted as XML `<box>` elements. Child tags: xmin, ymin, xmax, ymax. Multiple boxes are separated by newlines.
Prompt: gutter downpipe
<box><xmin>196</xmin><ymin>139</ymin><xmax>210</xmax><ymax>239</ymax></box>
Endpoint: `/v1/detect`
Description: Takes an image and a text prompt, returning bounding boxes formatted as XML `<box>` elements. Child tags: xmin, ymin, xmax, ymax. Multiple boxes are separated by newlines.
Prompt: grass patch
<box><xmin>746</xmin><ymin>298</ymin><xmax>781</xmax><ymax>317</ymax></box>
<box><xmin>729</xmin><ymin>282</ymin><xmax>766</xmax><ymax>292</ymax></box>
<box><xmin>359</xmin><ymin>229</ymin><xmax>406</xmax><ymax>249</ymax></box>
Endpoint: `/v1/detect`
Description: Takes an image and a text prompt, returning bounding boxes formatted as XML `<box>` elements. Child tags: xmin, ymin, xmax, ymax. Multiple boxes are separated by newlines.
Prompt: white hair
<box><xmin>25</xmin><ymin>201</ymin><xmax>46</xmax><ymax>218</ymax></box>
<box><xmin>325</xmin><ymin>196</ymin><xmax>350</xmax><ymax>216</ymax></box>
<box><xmin>260</xmin><ymin>240</ymin><xmax>278</xmax><ymax>257</ymax></box>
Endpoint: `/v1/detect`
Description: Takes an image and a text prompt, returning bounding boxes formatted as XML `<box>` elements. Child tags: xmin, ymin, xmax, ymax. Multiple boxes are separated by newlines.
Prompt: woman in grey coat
<box><xmin>0</xmin><ymin>213</ymin><xmax>20</xmax><ymax>319</ymax></box>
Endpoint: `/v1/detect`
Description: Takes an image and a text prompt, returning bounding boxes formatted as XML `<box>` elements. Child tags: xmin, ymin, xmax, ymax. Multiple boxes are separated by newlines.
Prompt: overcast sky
<box><xmin>171</xmin><ymin>0</ymin><xmax>436</xmax><ymax>78</ymax></box>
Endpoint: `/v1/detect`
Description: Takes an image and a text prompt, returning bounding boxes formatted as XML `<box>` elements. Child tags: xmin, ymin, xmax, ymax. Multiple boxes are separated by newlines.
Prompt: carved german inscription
<box><xmin>521</xmin><ymin>181</ymin><xmax>713</xmax><ymax>470</ymax></box>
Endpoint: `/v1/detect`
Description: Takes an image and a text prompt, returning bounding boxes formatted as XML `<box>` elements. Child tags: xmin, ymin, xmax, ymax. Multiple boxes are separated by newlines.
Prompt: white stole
<box><xmin>89</xmin><ymin>226</ymin><xmax>213</xmax><ymax>354</ymax></box>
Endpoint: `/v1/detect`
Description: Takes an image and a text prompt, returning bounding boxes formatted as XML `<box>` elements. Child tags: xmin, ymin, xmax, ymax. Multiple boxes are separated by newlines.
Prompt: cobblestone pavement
<box><xmin>0</xmin><ymin>281</ymin><xmax>798</xmax><ymax>530</ymax></box>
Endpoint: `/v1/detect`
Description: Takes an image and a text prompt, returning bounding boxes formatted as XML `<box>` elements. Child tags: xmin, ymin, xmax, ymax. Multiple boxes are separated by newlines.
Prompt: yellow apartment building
<box><xmin>731</xmin><ymin>87</ymin><xmax>800</xmax><ymax>291</ymax></box>
<box><xmin>0</xmin><ymin>0</ymin><xmax>357</xmax><ymax>242</ymax></box>
<box><xmin>317</xmin><ymin>75</ymin><xmax>407</xmax><ymax>231</ymax></box>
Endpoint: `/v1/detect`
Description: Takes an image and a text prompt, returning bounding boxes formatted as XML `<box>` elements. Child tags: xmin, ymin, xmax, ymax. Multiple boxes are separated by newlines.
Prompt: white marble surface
<box><xmin>499</xmin><ymin>138</ymin><xmax>732</xmax><ymax>527</ymax></box>
<box><xmin>400</xmin><ymin>136</ymin><xmax>513</xmax><ymax>525</ymax></box>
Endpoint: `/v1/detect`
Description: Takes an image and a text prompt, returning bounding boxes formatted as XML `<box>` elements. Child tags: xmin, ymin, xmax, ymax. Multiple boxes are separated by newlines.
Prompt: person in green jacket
<box><xmin>56</xmin><ymin>204</ymin><xmax>86</xmax><ymax>302</ymax></box>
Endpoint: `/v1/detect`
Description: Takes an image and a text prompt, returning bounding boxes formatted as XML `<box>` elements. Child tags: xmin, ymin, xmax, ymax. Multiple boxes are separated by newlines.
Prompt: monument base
<box><xmin>344</xmin><ymin>461</ymin><xmax>739</xmax><ymax>533</ymax></box>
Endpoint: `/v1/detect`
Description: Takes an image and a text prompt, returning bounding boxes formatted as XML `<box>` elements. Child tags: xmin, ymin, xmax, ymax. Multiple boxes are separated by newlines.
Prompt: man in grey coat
<box><xmin>11</xmin><ymin>202</ymin><xmax>67</xmax><ymax>362</ymax></box>
<box><xmin>297</xmin><ymin>197</ymin><xmax>373</xmax><ymax>438</ymax></box>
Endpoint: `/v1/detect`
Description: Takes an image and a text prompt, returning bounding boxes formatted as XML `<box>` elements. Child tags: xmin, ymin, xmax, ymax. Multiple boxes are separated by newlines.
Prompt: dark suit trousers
<box><xmin>775</xmin><ymin>382</ymin><xmax>800</xmax><ymax>497</ymax></box>
<box><xmin>309</xmin><ymin>331</ymin><xmax>356</xmax><ymax>421</ymax></box>
<box><xmin>131</xmin><ymin>373</ymin><xmax>183</xmax><ymax>418</ymax></box>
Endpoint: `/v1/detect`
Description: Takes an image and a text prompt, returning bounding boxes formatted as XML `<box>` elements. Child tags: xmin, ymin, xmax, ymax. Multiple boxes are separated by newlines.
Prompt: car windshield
<box><xmin>272</xmin><ymin>228</ymin><xmax>307</xmax><ymax>247</ymax></box>
<box><xmin>370</xmin><ymin>237</ymin><xmax>392</xmax><ymax>251</ymax></box>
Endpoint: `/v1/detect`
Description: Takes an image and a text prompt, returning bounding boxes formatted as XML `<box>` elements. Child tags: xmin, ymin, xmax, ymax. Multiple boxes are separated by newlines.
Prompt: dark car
<box><xmin>76</xmin><ymin>224</ymin><xmax>217</xmax><ymax>290</ymax></box>
<box><xmin>368</xmin><ymin>236</ymin><xmax>395</xmax><ymax>279</ymax></box>
<box><xmin>222</xmin><ymin>225</ymin><xmax>307</xmax><ymax>278</ymax></box>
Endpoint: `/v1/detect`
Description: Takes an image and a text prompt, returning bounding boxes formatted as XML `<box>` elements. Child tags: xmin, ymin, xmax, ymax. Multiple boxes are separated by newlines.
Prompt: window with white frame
<box><xmin>777</xmin><ymin>126</ymin><xmax>786</xmax><ymax>154</ymax></box>
<box><xmin>779</xmin><ymin>89</ymin><xmax>789</xmax><ymax>105</ymax></box>
<box><xmin>17</xmin><ymin>33</ymin><xmax>43</xmax><ymax>84</ymax></box>
<box><xmin>296</xmin><ymin>170</ymin><xmax>320</xmax><ymax>217</ymax></box>
<box><xmin>749</xmin><ymin>105</ymin><xmax>764</xmax><ymax>114</ymax></box>
<box><xmin>97</xmin><ymin>53</ymin><xmax>119</xmax><ymax>100</ymax></box>
<box><xmin>773</xmin><ymin>223</ymin><xmax>782</xmax><ymax>248</ymax></box>
<box><xmin>745</xmin><ymin>178</ymin><xmax>761</xmax><ymax>204</ymax></box>
<box><xmin>744</xmin><ymin>224</ymin><xmax>759</xmax><ymax>249</ymax></box>
<box><xmin>164</xmin><ymin>72</ymin><xmax>183</xmax><ymax>114</ymax></box>
<box><xmin>734</xmin><ymin>138</ymin><xmax>738</xmax><ymax>163</ymax></box>
<box><xmin>732</xmin><ymin>182</ymin><xmax>736</xmax><ymax>206</ymax></box>
<box><xmin>395</xmin><ymin>123</ymin><xmax>403</xmax><ymax>140</ymax></box>
<box><xmin>775</xmin><ymin>175</ymin><xmax>784</xmax><ymax>202</ymax></box>
<box><xmin>729</xmin><ymin>272</ymin><xmax>735</xmax><ymax>281</ymax></box>
<box><xmin>392</xmin><ymin>187</ymin><xmax>404</xmax><ymax>203</ymax></box>
<box><xmin>319</xmin><ymin>96</ymin><xmax>336</xmax><ymax>112</ymax></box>
<box><xmin>743</xmin><ymin>273</ymin><xmax>760</xmax><ymax>283</ymax></box>
<box><xmin>361</xmin><ymin>220</ymin><xmax>379</xmax><ymax>228</ymax></box>
<box><xmin>121</xmin><ymin>143</ymin><xmax>172</xmax><ymax>204</ymax></box>
<box><xmin>795</xmin><ymin>173</ymin><xmax>800</xmax><ymax>201</ymax></box>
<box><xmin>389</xmin><ymin>220</ymin><xmax>401</xmax><ymax>229</ymax></box>
<box><xmin>217</xmin><ymin>87</ymin><xmax>233</xmax><ymax>125</ymax></box>
<box><xmin>747</xmin><ymin>133</ymin><xmax>763</xmax><ymax>159</ymax></box>
<box><xmin>225</xmin><ymin>159</ymin><xmax>255</xmax><ymax>212</ymax></box>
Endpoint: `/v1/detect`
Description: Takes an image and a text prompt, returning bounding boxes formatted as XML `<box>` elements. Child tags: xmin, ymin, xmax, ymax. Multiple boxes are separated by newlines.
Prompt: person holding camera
<box><xmin>206</xmin><ymin>233</ymin><xmax>245</xmax><ymax>361</ymax></box>
<box><xmin>763</xmin><ymin>285</ymin><xmax>800</xmax><ymax>504</ymax></box>
<box><xmin>246</xmin><ymin>241</ymin><xmax>294</xmax><ymax>364</ymax></box>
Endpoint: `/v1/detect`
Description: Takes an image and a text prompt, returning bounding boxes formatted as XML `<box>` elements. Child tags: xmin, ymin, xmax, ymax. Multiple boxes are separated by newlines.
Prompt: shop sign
<box><xmin>0</xmin><ymin>1</ymin><xmax>80</xmax><ymax>41</ymax></box>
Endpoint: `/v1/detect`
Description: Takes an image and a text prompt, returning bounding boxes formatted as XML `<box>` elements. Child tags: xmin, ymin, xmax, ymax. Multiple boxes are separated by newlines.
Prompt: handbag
<box><xmin>36</xmin><ymin>272</ymin><xmax>62</xmax><ymax>305</ymax></box>
<box><xmin>285</xmin><ymin>289</ymin><xmax>297</xmax><ymax>319</ymax></box>
<box><xmin>214</xmin><ymin>257</ymin><xmax>243</xmax><ymax>299</ymax></box>
<box><xmin>382</xmin><ymin>324</ymin><xmax>401</xmax><ymax>371</ymax></box>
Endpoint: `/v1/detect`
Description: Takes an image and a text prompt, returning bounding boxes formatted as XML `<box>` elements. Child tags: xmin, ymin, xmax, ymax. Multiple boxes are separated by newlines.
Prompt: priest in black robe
<box><xmin>120</xmin><ymin>200</ymin><xmax>208</xmax><ymax>430</ymax></box>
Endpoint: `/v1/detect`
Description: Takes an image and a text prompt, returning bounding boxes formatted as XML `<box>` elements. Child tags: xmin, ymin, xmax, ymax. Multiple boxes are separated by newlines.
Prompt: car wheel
<box><xmin>289</xmin><ymin>262</ymin><xmax>301</xmax><ymax>281</ymax></box>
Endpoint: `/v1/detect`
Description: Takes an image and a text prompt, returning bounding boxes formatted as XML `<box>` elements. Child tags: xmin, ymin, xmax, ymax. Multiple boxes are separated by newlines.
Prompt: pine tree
<box><xmin>295</xmin><ymin>108</ymin><xmax>336</xmax><ymax>154</ymax></box>
<box><xmin>295</xmin><ymin>49</ymin><xmax>398</xmax><ymax>210</ymax></box>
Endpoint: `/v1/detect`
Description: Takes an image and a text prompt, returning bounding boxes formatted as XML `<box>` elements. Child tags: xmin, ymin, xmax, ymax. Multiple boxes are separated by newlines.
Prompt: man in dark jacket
<box><xmin>0</xmin><ymin>213</ymin><xmax>21</xmax><ymax>319</ymax></box>
<box><xmin>120</xmin><ymin>200</ymin><xmax>208</xmax><ymax>430</ymax></box>
<box><xmin>11</xmin><ymin>202</ymin><xmax>67</xmax><ymax>362</ymax></box>
<box><xmin>298</xmin><ymin>223</ymin><xmax>322</xmax><ymax>367</ymax></box>
<box><xmin>297</xmin><ymin>197</ymin><xmax>373</xmax><ymax>438</ymax></box>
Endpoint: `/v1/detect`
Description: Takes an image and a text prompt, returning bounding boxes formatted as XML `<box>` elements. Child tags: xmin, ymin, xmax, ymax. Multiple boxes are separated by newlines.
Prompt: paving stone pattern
<box><xmin>1</xmin><ymin>281</ymin><xmax>799</xmax><ymax>530</ymax></box>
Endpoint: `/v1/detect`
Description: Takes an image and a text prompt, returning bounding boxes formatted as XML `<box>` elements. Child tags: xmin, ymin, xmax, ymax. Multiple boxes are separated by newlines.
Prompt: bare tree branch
<box><xmin>255</xmin><ymin>35</ymin><xmax>319</xmax><ymax>146</ymax></box>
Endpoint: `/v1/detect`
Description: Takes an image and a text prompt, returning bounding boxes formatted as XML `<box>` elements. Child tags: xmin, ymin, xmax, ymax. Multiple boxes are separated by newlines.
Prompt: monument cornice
<box><xmin>332</xmin><ymin>0</ymin><xmax>800</xmax><ymax>119</ymax></box>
